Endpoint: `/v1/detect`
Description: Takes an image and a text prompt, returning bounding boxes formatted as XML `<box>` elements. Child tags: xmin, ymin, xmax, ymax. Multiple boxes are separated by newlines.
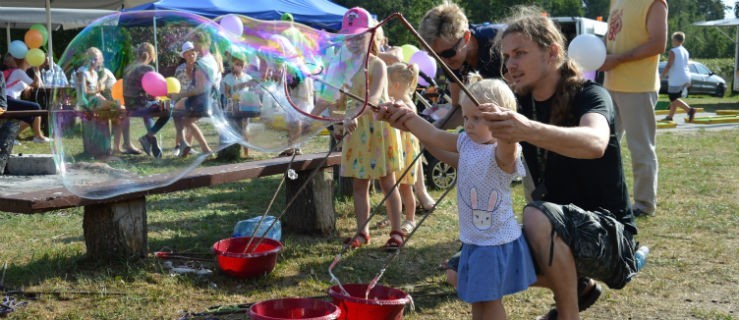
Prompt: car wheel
<box><xmin>425</xmin><ymin>155</ymin><xmax>456</xmax><ymax>190</ymax></box>
<box><xmin>714</xmin><ymin>84</ymin><xmax>725</xmax><ymax>97</ymax></box>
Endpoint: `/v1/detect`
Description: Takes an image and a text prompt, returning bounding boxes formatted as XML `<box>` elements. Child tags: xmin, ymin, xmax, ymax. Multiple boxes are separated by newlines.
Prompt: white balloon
<box><xmin>567</xmin><ymin>34</ymin><xmax>606</xmax><ymax>71</ymax></box>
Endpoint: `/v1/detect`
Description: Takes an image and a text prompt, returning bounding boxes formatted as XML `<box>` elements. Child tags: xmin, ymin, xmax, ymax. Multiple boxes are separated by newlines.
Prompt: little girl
<box><xmin>377</xmin><ymin>74</ymin><xmax>537</xmax><ymax>319</ymax></box>
<box><xmin>386</xmin><ymin>62</ymin><xmax>421</xmax><ymax>235</ymax></box>
<box><xmin>335</xmin><ymin>7</ymin><xmax>405</xmax><ymax>251</ymax></box>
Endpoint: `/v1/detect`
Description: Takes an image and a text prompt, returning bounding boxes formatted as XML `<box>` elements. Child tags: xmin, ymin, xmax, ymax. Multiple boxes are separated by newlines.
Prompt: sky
<box><xmin>724</xmin><ymin>0</ymin><xmax>735</xmax><ymax>18</ymax></box>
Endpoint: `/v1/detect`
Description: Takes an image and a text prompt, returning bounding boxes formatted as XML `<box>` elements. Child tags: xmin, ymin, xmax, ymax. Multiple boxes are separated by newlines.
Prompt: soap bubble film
<box><xmin>49</xmin><ymin>11</ymin><xmax>372</xmax><ymax>199</ymax></box>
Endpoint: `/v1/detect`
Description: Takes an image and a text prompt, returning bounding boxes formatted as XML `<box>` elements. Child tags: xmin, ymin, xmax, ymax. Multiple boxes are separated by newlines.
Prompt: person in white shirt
<box><xmin>659</xmin><ymin>31</ymin><xmax>696</xmax><ymax>123</ymax></box>
<box><xmin>3</xmin><ymin>55</ymin><xmax>49</xmax><ymax>143</ymax></box>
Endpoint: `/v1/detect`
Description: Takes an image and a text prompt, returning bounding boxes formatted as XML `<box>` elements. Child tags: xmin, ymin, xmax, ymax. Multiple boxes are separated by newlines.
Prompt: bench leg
<box><xmin>0</xmin><ymin>119</ymin><xmax>20</xmax><ymax>174</ymax></box>
<box><xmin>284</xmin><ymin>168</ymin><xmax>336</xmax><ymax>235</ymax></box>
<box><xmin>83</xmin><ymin>197</ymin><xmax>147</xmax><ymax>260</ymax></box>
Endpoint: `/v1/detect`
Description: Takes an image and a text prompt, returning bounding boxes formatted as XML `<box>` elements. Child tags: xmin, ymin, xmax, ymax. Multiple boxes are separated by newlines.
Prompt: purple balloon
<box><xmin>583</xmin><ymin>70</ymin><xmax>596</xmax><ymax>81</ymax></box>
<box><xmin>220</xmin><ymin>14</ymin><xmax>244</xmax><ymax>37</ymax></box>
<box><xmin>409</xmin><ymin>51</ymin><xmax>437</xmax><ymax>86</ymax></box>
<box><xmin>142</xmin><ymin>71</ymin><xmax>167</xmax><ymax>97</ymax></box>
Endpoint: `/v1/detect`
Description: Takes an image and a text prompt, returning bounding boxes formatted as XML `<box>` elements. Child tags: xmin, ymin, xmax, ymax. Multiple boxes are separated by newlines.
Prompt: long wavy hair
<box><xmin>499</xmin><ymin>6</ymin><xmax>584</xmax><ymax>126</ymax></box>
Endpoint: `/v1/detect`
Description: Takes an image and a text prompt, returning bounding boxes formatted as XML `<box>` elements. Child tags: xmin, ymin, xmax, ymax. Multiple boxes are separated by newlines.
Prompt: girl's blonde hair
<box><xmin>85</xmin><ymin>47</ymin><xmax>103</xmax><ymax>64</ymax></box>
<box><xmin>136</xmin><ymin>42</ymin><xmax>156</xmax><ymax>61</ymax></box>
<box><xmin>387</xmin><ymin>62</ymin><xmax>419</xmax><ymax>98</ymax></box>
<box><xmin>460</xmin><ymin>72</ymin><xmax>517</xmax><ymax>111</ymax></box>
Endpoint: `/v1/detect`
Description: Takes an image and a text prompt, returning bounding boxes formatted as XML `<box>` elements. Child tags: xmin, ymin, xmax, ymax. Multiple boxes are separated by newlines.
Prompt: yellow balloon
<box><xmin>400</xmin><ymin>44</ymin><xmax>419</xmax><ymax>63</ymax></box>
<box><xmin>166</xmin><ymin>77</ymin><xmax>181</xmax><ymax>94</ymax></box>
<box><xmin>25</xmin><ymin>48</ymin><xmax>45</xmax><ymax>67</ymax></box>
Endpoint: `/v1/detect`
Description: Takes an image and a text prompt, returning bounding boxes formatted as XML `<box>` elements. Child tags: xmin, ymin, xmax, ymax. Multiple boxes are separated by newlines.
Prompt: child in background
<box><xmin>223</xmin><ymin>52</ymin><xmax>256</xmax><ymax>156</ymax></box>
<box><xmin>222</xmin><ymin>52</ymin><xmax>253</xmax><ymax>100</ymax></box>
<box><xmin>376</xmin><ymin>74</ymin><xmax>536</xmax><ymax>319</ymax></box>
<box><xmin>335</xmin><ymin>7</ymin><xmax>405</xmax><ymax>251</ymax></box>
<box><xmin>386</xmin><ymin>62</ymin><xmax>421</xmax><ymax>235</ymax></box>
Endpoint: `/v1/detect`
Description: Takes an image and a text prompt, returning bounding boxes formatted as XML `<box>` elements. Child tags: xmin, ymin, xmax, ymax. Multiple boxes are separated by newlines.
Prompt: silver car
<box><xmin>659</xmin><ymin>60</ymin><xmax>726</xmax><ymax>97</ymax></box>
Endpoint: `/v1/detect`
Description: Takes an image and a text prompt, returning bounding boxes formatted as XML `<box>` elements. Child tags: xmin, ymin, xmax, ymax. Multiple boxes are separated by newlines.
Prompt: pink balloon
<box><xmin>142</xmin><ymin>71</ymin><xmax>167</xmax><ymax>97</ymax></box>
<box><xmin>409</xmin><ymin>51</ymin><xmax>437</xmax><ymax>86</ymax></box>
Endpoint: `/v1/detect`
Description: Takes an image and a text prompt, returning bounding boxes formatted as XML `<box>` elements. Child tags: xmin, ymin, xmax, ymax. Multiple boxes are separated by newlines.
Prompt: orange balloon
<box><xmin>111</xmin><ymin>79</ymin><xmax>124</xmax><ymax>103</ymax></box>
<box><xmin>24</xmin><ymin>29</ymin><xmax>44</xmax><ymax>49</ymax></box>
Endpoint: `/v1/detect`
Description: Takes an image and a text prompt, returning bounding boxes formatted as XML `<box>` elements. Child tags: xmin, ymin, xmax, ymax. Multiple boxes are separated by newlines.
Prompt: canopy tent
<box><xmin>3</xmin><ymin>0</ymin><xmax>149</xmax><ymax>62</ymax></box>
<box><xmin>126</xmin><ymin>0</ymin><xmax>349</xmax><ymax>31</ymax></box>
<box><xmin>0</xmin><ymin>7</ymin><xmax>116</xmax><ymax>30</ymax></box>
<box><xmin>694</xmin><ymin>18</ymin><xmax>739</xmax><ymax>92</ymax></box>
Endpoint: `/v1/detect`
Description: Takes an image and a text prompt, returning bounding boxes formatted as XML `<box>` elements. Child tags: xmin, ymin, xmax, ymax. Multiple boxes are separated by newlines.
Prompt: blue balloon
<box><xmin>9</xmin><ymin>40</ymin><xmax>28</xmax><ymax>59</ymax></box>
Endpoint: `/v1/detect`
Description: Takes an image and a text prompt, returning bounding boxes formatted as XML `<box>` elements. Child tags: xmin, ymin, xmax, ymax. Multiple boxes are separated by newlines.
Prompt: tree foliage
<box><xmin>335</xmin><ymin>0</ymin><xmax>735</xmax><ymax>59</ymax></box>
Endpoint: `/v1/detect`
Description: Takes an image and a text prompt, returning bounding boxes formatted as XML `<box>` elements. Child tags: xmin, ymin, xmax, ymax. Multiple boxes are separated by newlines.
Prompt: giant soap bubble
<box><xmin>50</xmin><ymin>11</ymin><xmax>372</xmax><ymax>199</ymax></box>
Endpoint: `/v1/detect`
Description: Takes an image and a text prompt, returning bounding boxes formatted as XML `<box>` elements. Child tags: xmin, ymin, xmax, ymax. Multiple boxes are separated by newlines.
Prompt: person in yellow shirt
<box><xmin>601</xmin><ymin>0</ymin><xmax>667</xmax><ymax>217</ymax></box>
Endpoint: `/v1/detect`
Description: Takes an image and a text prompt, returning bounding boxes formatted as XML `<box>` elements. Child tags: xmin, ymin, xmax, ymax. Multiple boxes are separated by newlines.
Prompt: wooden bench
<box><xmin>0</xmin><ymin>152</ymin><xmax>342</xmax><ymax>260</ymax></box>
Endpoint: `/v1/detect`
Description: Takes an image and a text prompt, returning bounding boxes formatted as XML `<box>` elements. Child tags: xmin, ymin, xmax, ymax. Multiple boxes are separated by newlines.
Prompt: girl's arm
<box><xmin>495</xmin><ymin>140</ymin><xmax>518</xmax><ymax>174</ymax></box>
<box><xmin>377</xmin><ymin>102</ymin><xmax>457</xmax><ymax>154</ymax></box>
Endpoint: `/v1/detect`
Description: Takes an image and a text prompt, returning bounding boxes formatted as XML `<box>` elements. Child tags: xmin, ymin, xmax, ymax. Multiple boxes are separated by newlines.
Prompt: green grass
<box><xmin>1</xmin><ymin>115</ymin><xmax>738</xmax><ymax>319</ymax></box>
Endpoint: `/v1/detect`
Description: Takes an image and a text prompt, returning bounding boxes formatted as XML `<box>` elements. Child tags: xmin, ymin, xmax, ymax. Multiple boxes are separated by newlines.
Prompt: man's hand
<box><xmin>482</xmin><ymin>109</ymin><xmax>533</xmax><ymax>143</ymax></box>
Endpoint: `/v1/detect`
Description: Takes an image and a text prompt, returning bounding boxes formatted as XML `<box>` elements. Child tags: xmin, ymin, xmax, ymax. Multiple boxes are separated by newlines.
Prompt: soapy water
<box><xmin>48</xmin><ymin>11</ymin><xmax>373</xmax><ymax>199</ymax></box>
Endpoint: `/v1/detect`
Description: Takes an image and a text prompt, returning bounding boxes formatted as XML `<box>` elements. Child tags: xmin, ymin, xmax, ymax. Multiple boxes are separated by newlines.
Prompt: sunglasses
<box><xmin>436</xmin><ymin>37</ymin><xmax>464</xmax><ymax>59</ymax></box>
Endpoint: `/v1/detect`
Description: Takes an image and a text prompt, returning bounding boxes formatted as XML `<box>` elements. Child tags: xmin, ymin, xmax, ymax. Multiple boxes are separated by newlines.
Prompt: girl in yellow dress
<box><xmin>386</xmin><ymin>62</ymin><xmax>422</xmax><ymax>235</ymax></box>
<box><xmin>334</xmin><ymin>7</ymin><xmax>404</xmax><ymax>250</ymax></box>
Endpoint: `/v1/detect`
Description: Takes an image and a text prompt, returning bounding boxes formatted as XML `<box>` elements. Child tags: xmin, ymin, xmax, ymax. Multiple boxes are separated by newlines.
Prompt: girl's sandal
<box><xmin>343</xmin><ymin>232</ymin><xmax>370</xmax><ymax>249</ymax></box>
<box><xmin>374</xmin><ymin>218</ymin><xmax>390</xmax><ymax>229</ymax></box>
<box><xmin>383</xmin><ymin>231</ymin><xmax>405</xmax><ymax>252</ymax></box>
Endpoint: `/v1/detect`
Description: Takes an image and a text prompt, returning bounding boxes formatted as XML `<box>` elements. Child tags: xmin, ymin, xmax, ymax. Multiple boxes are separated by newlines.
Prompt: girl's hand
<box><xmin>343</xmin><ymin>117</ymin><xmax>358</xmax><ymax>133</ymax></box>
<box><xmin>375</xmin><ymin>101</ymin><xmax>414</xmax><ymax>131</ymax></box>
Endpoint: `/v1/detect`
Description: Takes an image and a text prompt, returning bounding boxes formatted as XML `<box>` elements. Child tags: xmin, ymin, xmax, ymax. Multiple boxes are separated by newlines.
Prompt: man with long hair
<box><xmin>486</xmin><ymin>6</ymin><xmax>639</xmax><ymax>319</ymax></box>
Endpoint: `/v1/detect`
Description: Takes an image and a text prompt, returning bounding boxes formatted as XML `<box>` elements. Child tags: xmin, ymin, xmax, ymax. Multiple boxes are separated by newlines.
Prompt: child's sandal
<box><xmin>343</xmin><ymin>232</ymin><xmax>370</xmax><ymax>249</ymax></box>
<box><xmin>383</xmin><ymin>231</ymin><xmax>404</xmax><ymax>252</ymax></box>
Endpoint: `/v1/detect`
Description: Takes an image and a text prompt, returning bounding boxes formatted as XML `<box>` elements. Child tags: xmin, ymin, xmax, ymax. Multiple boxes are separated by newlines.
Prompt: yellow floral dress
<box><xmin>396</xmin><ymin>98</ymin><xmax>420</xmax><ymax>185</ymax></box>
<box><xmin>339</xmin><ymin>57</ymin><xmax>403</xmax><ymax>179</ymax></box>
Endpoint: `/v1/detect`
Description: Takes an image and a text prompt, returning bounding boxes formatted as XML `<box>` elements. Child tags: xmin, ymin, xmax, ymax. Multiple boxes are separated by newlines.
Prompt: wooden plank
<box><xmin>0</xmin><ymin>152</ymin><xmax>341</xmax><ymax>214</ymax></box>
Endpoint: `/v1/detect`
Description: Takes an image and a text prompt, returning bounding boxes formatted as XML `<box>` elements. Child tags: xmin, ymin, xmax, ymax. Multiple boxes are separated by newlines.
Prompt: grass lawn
<box><xmin>0</xmin><ymin>98</ymin><xmax>737</xmax><ymax>319</ymax></box>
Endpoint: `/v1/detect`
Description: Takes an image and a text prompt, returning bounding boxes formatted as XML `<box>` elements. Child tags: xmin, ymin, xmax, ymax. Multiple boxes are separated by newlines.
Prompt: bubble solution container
<box><xmin>328</xmin><ymin>284</ymin><xmax>410</xmax><ymax>320</ymax></box>
<box><xmin>212</xmin><ymin>236</ymin><xmax>282</xmax><ymax>278</ymax></box>
<box><xmin>233</xmin><ymin>215</ymin><xmax>282</xmax><ymax>241</ymax></box>
<box><xmin>249</xmin><ymin>298</ymin><xmax>341</xmax><ymax>320</ymax></box>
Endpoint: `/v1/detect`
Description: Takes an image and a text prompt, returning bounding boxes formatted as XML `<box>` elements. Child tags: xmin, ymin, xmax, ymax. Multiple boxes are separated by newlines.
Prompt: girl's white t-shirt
<box><xmin>456</xmin><ymin>133</ymin><xmax>525</xmax><ymax>246</ymax></box>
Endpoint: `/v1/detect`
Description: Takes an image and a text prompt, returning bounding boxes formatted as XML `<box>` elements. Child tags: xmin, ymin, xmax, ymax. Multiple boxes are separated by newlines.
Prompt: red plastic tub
<box><xmin>212</xmin><ymin>237</ymin><xmax>282</xmax><ymax>278</ymax></box>
<box><xmin>249</xmin><ymin>298</ymin><xmax>341</xmax><ymax>320</ymax></box>
<box><xmin>328</xmin><ymin>284</ymin><xmax>410</xmax><ymax>320</ymax></box>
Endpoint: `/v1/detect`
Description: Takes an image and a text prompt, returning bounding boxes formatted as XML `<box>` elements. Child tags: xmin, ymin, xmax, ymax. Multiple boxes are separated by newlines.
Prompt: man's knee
<box><xmin>523</xmin><ymin>205</ymin><xmax>551</xmax><ymax>235</ymax></box>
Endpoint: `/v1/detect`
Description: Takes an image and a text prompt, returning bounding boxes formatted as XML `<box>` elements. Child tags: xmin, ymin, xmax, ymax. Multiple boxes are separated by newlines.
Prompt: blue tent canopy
<box><xmin>126</xmin><ymin>0</ymin><xmax>349</xmax><ymax>31</ymax></box>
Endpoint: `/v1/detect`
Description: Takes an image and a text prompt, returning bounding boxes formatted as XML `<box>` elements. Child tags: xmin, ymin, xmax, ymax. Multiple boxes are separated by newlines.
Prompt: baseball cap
<box><xmin>180</xmin><ymin>41</ymin><xmax>195</xmax><ymax>58</ymax></box>
<box><xmin>339</xmin><ymin>7</ymin><xmax>372</xmax><ymax>35</ymax></box>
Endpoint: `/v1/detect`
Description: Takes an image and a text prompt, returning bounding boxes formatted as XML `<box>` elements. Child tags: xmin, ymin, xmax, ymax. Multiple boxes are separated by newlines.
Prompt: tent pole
<box><xmin>46</xmin><ymin>0</ymin><xmax>53</xmax><ymax>62</ymax></box>
<box><xmin>153</xmin><ymin>15</ymin><xmax>159</xmax><ymax>72</ymax></box>
<box><xmin>734</xmin><ymin>25</ymin><xmax>739</xmax><ymax>93</ymax></box>
<box><xmin>6</xmin><ymin>24</ymin><xmax>10</xmax><ymax>50</ymax></box>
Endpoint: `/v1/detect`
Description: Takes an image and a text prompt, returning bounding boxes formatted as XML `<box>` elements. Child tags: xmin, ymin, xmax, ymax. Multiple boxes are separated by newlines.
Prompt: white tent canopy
<box><xmin>3</xmin><ymin>0</ymin><xmax>150</xmax><ymax>59</ymax></box>
<box><xmin>694</xmin><ymin>18</ymin><xmax>739</xmax><ymax>92</ymax></box>
<box><xmin>1</xmin><ymin>7</ymin><xmax>116</xmax><ymax>30</ymax></box>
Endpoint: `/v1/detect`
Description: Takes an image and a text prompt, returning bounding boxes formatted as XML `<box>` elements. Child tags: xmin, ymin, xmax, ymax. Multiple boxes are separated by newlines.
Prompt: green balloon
<box><xmin>29</xmin><ymin>24</ymin><xmax>49</xmax><ymax>46</ymax></box>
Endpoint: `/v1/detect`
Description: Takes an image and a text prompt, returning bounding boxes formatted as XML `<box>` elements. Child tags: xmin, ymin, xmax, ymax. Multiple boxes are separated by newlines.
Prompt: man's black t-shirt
<box><xmin>517</xmin><ymin>81</ymin><xmax>636</xmax><ymax>233</ymax></box>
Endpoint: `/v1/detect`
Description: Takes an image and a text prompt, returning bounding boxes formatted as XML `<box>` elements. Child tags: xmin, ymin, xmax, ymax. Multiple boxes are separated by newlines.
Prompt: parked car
<box><xmin>658</xmin><ymin>60</ymin><xmax>726</xmax><ymax>97</ymax></box>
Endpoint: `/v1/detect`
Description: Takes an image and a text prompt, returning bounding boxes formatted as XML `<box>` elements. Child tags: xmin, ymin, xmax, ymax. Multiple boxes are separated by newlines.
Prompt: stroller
<box><xmin>412</xmin><ymin>71</ymin><xmax>457</xmax><ymax>190</ymax></box>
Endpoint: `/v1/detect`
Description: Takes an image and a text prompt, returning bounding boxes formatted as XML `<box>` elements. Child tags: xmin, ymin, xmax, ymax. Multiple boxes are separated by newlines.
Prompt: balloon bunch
<box><xmin>396</xmin><ymin>44</ymin><xmax>437</xmax><ymax>87</ymax></box>
<box><xmin>110</xmin><ymin>73</ymin><xmax>181</xmax><ymax>103</ymax></box>
<box><xmin>9</xmin><ymin>24</ymin><xmax>49</xmax><ymax>67</ymax></box>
